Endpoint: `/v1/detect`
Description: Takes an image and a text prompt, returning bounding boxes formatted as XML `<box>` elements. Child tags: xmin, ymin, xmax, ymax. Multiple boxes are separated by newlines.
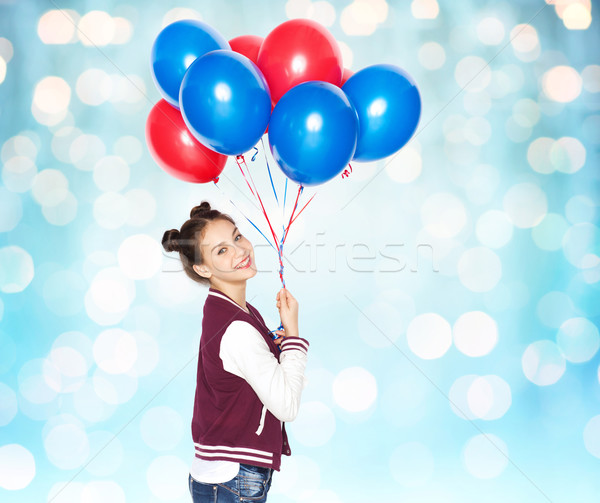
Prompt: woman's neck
<box><xmin>210</xmin><ymin>280</ymin><xmax>247</xmax><ymax>311</ymax></box>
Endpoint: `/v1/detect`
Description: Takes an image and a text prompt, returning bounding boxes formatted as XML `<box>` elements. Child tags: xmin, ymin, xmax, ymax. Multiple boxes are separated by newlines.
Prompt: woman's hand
<box><xmin>276</xmin><ymin>288</ymin><xmax>299</xmax><ymax>338</ymax></box>
<box><xmin>272</xmin><ymin>328</ymin><xmax>286</xmax><ymax>345</ymax></box>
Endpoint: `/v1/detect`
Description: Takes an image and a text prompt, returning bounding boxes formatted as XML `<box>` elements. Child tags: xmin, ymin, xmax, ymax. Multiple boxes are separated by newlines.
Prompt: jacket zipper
<box><xmin>255</xmin><ymin>404</ymin><xmax>267</xmax><ymax>435</ymax></box>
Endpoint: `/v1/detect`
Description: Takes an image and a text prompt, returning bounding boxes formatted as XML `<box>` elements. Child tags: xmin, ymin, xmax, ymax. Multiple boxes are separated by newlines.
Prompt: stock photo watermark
<box><xmin>163</xmin><ymin>231</ymin><xmax>440</xmax><ymax>274</ymax></box>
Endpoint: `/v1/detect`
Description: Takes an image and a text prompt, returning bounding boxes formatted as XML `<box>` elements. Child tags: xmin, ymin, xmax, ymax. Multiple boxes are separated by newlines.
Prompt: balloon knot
<box><xmin>341</xmin><ymin>163</ymin><xmax>353</xmax><ymax>179</ymax></box>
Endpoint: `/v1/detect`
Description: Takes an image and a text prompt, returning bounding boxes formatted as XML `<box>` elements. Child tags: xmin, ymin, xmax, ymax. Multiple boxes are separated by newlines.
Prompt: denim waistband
<box><xmin>240</xmin><ymin>462</ymin><xmax>272</xmax><ymax>477</ymax></box>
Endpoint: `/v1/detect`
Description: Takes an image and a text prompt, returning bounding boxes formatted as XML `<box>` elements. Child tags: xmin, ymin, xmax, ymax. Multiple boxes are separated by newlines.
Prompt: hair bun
<box><xmin>162</xmin><ymin>229</ymin><xmax>182</xmax><ymax>253</ymax></box>
<box><xmin>190</xmin><ymin>201</ymin><xmax>213</xmax><ymax>219</ymax></box>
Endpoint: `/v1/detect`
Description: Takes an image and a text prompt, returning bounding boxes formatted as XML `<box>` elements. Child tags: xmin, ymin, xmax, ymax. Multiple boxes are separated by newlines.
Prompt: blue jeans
<box><xmin>189</xmin><ymin>463</ymin><xmax>274</xmax><ymax>502</ymax></box>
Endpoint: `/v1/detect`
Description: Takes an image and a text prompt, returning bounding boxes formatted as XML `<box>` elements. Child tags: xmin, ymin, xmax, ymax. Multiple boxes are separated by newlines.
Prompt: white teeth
<box><xmin>236</xmin><ymin>257</ymin><xmax>249</xmax><ymax>269</ymax></box>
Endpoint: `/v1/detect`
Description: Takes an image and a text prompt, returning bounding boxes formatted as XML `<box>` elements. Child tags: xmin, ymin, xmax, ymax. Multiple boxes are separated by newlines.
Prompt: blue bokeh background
<box><xmin>0</xmin><ymin>1</ymin><xmax>599</xmax><ymax>502</ymax></box>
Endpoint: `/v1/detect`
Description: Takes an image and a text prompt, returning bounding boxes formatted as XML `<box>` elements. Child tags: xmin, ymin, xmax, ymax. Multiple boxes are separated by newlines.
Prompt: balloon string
<box><xmin>260</xmin><ymin>137</ymin><xmax>279</xmax><ymax>206</ymax></box>
<box><xmin>236</xmin><ymin>154</ymin><xmax>285</xmax><ymax>288</ymax></box>
<box><xmin>237</xmin><ymin>154</ymin><xmax>263</xmax><ymax>206</ymax></box>
<box><xmin>212</xmin><ymin>179</ymin><xmax>277</xmax><ymax>253</ymax></box>
<box><xmin>341</xmin><ymin>163</ymin><xmax>353</xmax><ymax>179</ymax></box>
<box><xmin>280</xmin><ymin>185</ymin><xmax>304</xmax><ymax>248</ymax></box>
<box><xmin>235</xmin><ymin>155</ymin><xmax>259</xmax><ymax>200</ymax></box>
<box><xmin>282</xmin><ymin>177</ymin><xmax>288</xmax><ymax>238</ymax></box>
<box><xmin>288</xmin><ymin>191</ymin><xmax>316</xmax><ymax>228</ymax></box>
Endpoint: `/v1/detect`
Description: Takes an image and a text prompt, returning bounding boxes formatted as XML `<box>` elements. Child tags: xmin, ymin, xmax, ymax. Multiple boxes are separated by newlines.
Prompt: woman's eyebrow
<box><xmin>211</xmin><ymin>227</ymin><xmax>239</xmax><ymax>252</ymax></box>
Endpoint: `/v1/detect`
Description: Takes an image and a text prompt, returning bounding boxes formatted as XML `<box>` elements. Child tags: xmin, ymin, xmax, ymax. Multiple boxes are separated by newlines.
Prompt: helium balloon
<box><xmin>341</xmin><ymin>68</ymin><xmax>354</xmax><ymax>86</ymax></box>
<box><xmin>180</xmin><ymin>50</ymin><xmax>271</xmax><ymax>156</ymax></box>
<box><xmin>342</xmin><ymin>64</ymin><xmax>421</xmax><ymax>162</ymax></box>
<box><xmin>151</xmin><ymin>20</ymin><xmax>230</xmax><ymax>108</ymax></box>
<box><xmin>268</xmin><ymin>81</ymin><xmax>358</xmax><ymax>186</ymax></box>
<box><xmin>257</xmin><ymin>19</ymin><xmax>343</xmax><ymax>105</ymax></box>
<box><xmin>229</xmin><ymin>35</ymin><xmax>264</xmax><ymax>65</ymax></box>
<box><xmin>145</xmin><ymin>99</ymin><xmax>227</xmax><ymax>183</ymax></box>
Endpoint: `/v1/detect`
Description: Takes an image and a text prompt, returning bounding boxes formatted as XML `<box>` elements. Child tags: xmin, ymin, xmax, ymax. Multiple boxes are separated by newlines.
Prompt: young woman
<box><xmin>162</xmin><ymin>201</ymin><xmax>310</xmax><ymax>502</ymax></box>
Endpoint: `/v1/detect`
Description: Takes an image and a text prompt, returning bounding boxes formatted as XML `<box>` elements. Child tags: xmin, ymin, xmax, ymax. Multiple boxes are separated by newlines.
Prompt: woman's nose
<box><xmin>234</xmin><ymin>244</ymin><xmax>247</xmax><ymax>257</ymax></box>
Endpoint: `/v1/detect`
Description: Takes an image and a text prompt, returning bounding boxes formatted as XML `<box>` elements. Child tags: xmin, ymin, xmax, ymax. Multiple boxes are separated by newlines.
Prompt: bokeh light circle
<box><xmin>584</xmin><ymin>415</ymin><xmax>600</xmax><ymax>459</ymax></box>
<box><xmin>421</xmin><ymin>192</ymin><xmax>467</xmax><ymax>238</ymax></box>
<box><xmin>38</xmin><ymin>10</ymin><xmax>78</xmax><ymax>44</ymax></box>
<box><xmin>33</xmin><ymin>76</ymin><xmax>71</xmax><ymax>115</ymax></box>
<box><xmin>457</xmin><ymin>247</ymin><xmax>502</xmax><ymax>292</ymax></box>
<box><xmin>0</xmin><ymin>187</ymin><xmax>22</xmax><ymax>231</ymax></box>
<box><xmin>78</xmin><ymin>11</ymin><xmax>116</xmax><ymax>47</ymax></box>
<box><xmin>0</xmin><ymin>444</ymin><xmax>35</xmax><ymax>490</ymax></box>
<box><xmin>0</xmin><ymin>245</ymin><xmax>34</xmax><ymax>293</ymax></box>
<box><xmin>522</xmin><ymin>340</ymin><xmax>566</xmax><ymax>386</ymax></box>
<box><xmin>453</xmin><ymin>311</ymin><xmax>498</xmax><ymax>357</ymax></box>
<box><xmin>536</xmin><ymin>291</ymin><xmax>577</xmax><ymax>329</ymax></box>
<box><xmin>31</xmin><ymin>169</ymin><xmax>69</xmax><ymax>206</ymax></box>
<box><xmin>0</xmin><ymin>382</ymin><xmax>18</xmax><ymax>426</ymax></box>
<box><xmin>332</xmin><ymin>367</ymin><xmax>377</xmax><ymax>412</ymax></box>
<box><xmin>2</xmin><ymin>156</ymin><xmax>37</xmax><ymax>192</ymax></box>
<box><xmin>418</xmin><ymin>41</ymin><xmax>446</xmax><ymax>70</ymax></box>
<box><xmin>455</xmin><ymin>56</ymin><xmax>491</xmax><ymax>92</ymax></box>
<box><xmin>467</xmin><ymin>375</ymin><xmax>512</xmax><ymax>420</ymax></box>
<box><xmin>92</xmin><ymin>368</ymin><xmax>138</xmax><ymax>405</ymax></box>
<box><xmin>556</xmin><ymin>317</ymin><xmax>600</xmax><ymax>363</ymax></box>
<box><xmin>562</xmin><ymin>223</ymin><xmax>600</xmax><ymax>268</ymax></box>
<box><xmin>475</xmin><ymin>210</ymin><xmax>513</xmax><ymax>249</ymax></box>
<box><xmin>76</xmin><ymin>68</ymin><xmax>112</xmax><ymax>106</ymax></box>
<box><xmin>407</xmin><ymin>313</ymin><xmax>452</xmax><ymax>359</ymax></box>
<box><xmin>93</xmin><ymin>192</ymin><xmax>130</xmax><ymax>229</ymax></box>
<box><xmin>113</xmin><ymin>135</ymin><xmax>143</xmax><ymax>164</ymax></box>
<box><xmin>503</xmin><ymin>182</ymin><xmax>548</xmax><ymax>228</ymax></box>
<box><xmin>124</xmin><ymin>189</ymin><xmax>157</xmax><ymax>227</ymax></box>
<box><xmin>385</xmin><ymin>145</ymin><xmax>422</xmax><ymax>183</ymax></box>
<box><xmin>532</xmin><ymin>213</ymin><xmax>569</xmax><ymax>251</ymax></box>
<box><xmin>565</xmin><ymin>195</ymin><xmax>595</xmax><ymax>224</ymax></box>
<box><xmin>289</xmin><ymin>401</ymin><xmax>336</xmax><ymax>447</ymax></box>
<box><xmin>93</xmin><ymin>156</ymin><xmax>130</xmax><ymax>192</ymax></box>
<box><xmin>542</xmin><ymin>65</ymin><xmax>582</xmax><ymax>102</ymax></box>
<box><xmin>42</xmin><ymin>191</ymin><xmax>78</xmax><ymax>226</ymax></box>
<box><xmin>44</xmin><ymin>423</ymin><xmax>89</xmax><ymax>470</ymax></box>
<box><xmin>93</xmin><ymin>328</ymin><xmax>138</xmax><ymax>374</ymax></box>
<box><xmin>463</xmin><ymin>433</ymin><xmax>508</xmax><ymax>479</ymax></box>
<box><xmin>527</xmin><ymin>137</ymin><xmax>555</xmax><ymax>174</ymax></box>
<box><xmin>118</xmin><ymin>234</ymin><xmax>162</xmax><ymax>280</ymax></box>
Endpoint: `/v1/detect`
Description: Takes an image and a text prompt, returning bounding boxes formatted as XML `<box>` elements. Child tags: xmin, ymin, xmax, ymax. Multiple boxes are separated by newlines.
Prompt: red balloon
<box><xmin>341</xmin><ymin>68</ymin><xmax>354</xmax><ymax>86</ymax></box>
<box><xmin>257</xmin><ymin>19</ymin><xmax>343</xmax><ymax>105</ymax></box>
<box><xmin>145</xmin><ymin>100</ymin><xmax>227</xmax><ymax>183</ymax></box>
<box><xmin>229</xmin><ymin>35</ymin><xmax>263</xmax><ymax>65</ymax></box>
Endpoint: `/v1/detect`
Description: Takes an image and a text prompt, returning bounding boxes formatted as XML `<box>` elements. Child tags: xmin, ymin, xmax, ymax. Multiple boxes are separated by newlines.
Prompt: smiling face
<box><xmin>192</xmin><ymin>218</ymin><xmax>257</xmax><ymax>286</ymax></box>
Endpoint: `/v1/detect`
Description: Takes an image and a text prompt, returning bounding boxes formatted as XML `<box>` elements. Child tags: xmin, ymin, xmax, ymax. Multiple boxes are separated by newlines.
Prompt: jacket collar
<box><xmin>208</xmin><ymin>287</ymin><xmax>250</xmax><ymax>314</ymax></box>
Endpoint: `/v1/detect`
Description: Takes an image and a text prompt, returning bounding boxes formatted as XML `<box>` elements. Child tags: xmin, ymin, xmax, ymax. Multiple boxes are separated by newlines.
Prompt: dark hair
<box><xmin>162</xmin><ymin>201</ymin><xmax>236</xmax><ymax>285</ymax></box>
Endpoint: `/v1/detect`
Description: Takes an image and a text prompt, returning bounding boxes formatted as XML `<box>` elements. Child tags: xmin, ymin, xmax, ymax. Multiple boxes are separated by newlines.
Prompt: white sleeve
<box><xmin>219</xmin><ymin>320</ymin><xmax>310</xmax><ymax>422</ymax></box>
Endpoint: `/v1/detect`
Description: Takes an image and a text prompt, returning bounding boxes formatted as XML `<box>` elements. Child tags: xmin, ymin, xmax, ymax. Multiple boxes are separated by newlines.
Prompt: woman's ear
<box><xmin>193</xmin><ymin>264</ymin><xmax>211</xmax><ymax>279</ymax></box>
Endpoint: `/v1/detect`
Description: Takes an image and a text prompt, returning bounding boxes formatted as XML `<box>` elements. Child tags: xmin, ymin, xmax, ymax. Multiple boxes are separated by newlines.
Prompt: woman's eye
<box><xmin>218</xmin><ymin>235</ymin><xmax>241</xmax><ymax>254</ymax></box>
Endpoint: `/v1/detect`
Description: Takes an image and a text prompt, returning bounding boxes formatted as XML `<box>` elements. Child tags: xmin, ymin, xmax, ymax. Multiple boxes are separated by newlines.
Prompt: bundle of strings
<box><xmin>211</xmin><ymin>139</ymin><xmax>316</xmax><ymax>349</ymax></box>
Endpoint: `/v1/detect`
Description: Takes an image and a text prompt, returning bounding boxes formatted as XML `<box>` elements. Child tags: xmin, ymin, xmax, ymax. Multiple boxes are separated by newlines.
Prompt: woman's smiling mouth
<box><xmin>235</xmin><ymin>256</ymin><xmax>251</xmax><ymax>269</ymax></box>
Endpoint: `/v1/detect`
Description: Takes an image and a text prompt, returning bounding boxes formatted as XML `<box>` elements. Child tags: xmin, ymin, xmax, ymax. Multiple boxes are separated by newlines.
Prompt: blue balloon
<box><xmin>151</xmin><ymin>20</ymin><xmax>230</xmax><ymax>108</ymax></box>
<box><xmin>342</xmin><ymin>64</ymin><xmax>421</xmax><ymax>162</ymax></box>
<box><xmin>268</xmin><ymin>81</ymin><xmax>358</xmax><ymax>186</ymax></box>
<box><xmin>180</xmin><ymin>50</ymin><xmax>272</xmax><ymax>156</ymax></box>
